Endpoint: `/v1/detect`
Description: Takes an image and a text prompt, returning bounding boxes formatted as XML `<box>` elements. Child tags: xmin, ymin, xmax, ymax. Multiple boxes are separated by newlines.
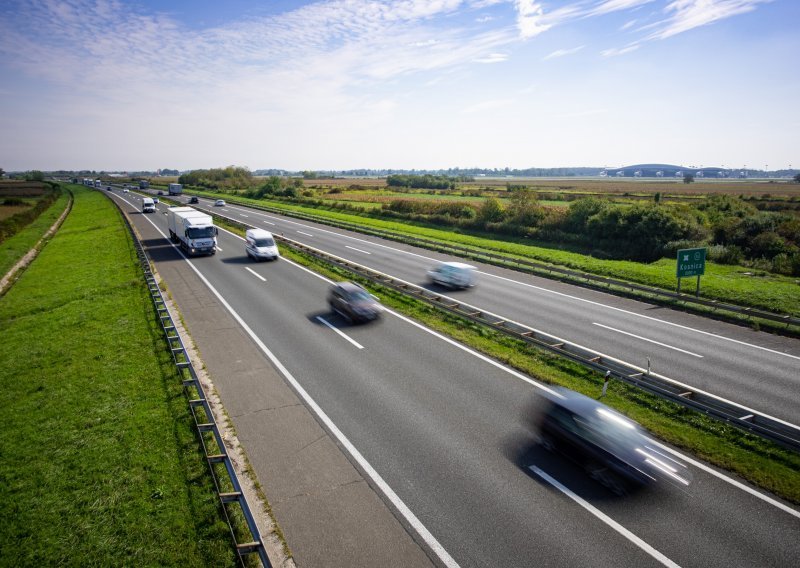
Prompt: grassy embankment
<box><xmin>185</xmin><ymin>190</ymin><xmax>800</xmax><ymax>318</ymax></box>
<box><xmin>0</xmin><ymin>185</ymin><xmax>70</xmax><ymax>279</ymax></box>
<box><xmin>0</xmin><ymin>185</ymin><xmax>236</xmax><ymax>566</ymax></box>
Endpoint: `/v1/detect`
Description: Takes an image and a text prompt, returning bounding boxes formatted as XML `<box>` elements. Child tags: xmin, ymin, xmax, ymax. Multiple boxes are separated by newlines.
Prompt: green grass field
<box><xmin>0</xmin><ymin>185</ymin><xmax>236</xmax><ymax>566</ymax></box>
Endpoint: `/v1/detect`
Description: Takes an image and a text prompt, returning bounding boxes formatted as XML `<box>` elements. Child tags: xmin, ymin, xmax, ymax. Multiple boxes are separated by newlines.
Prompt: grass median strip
<box><xmin>0</xmin><ymin>186</ymin><xmax>236</xmax><ymax>566</ymax></box>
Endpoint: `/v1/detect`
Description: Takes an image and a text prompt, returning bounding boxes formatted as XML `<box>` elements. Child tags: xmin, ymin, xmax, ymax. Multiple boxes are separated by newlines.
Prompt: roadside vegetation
<box><xmin>0</xmin><ymin>181</ymin><xmax>70</xmax><ymax>279</ymax></box>
<box><xmin>0</xmin><ymin>185</ymin><xmax>236</xmax><ymax>566</ymax></box>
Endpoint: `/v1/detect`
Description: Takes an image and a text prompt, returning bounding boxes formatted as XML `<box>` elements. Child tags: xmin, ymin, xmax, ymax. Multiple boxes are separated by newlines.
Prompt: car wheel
<box><xmin>587</xmin><ymin>463</ymin><xmax>626</xmax><ymax>496</ymax></box>
<box><xmin>539</xmin><ymin>433</ymin><xmax>556</xmax><ymax>452</ymax></box>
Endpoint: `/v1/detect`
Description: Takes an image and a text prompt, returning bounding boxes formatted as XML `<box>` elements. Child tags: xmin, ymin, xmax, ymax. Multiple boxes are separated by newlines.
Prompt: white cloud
<box><xmin>620</xmin><ymin>18</ymin><xmax>638</xmax><ymax>29</ymax></box>
<box><xmin>601</xmin><ymin>44</ymin><xmax>641</xmax><ymax>56</ymax></box>
<box><xmin>514</xmin><ymin>0</ymin><xmax>552</xmax><ymax>39</ymax></box>
<box><xmin>462</xmin><ymin>98</ymin><xmax>514</xmax><ymax>113</ymax></box>
<box><xmin>473</xmin><ymin>52</ymin><xmax>509</xmax><ymax>63</ymax></box>
<box><xmin>648</xmin><ymin>0</ymin><xmax>771</xmax><ymax>40</ymax></box>
<box><xmin>543</xmin><ymin>45</ymin><xmax>585</xmax><ymax>60</ymax></box>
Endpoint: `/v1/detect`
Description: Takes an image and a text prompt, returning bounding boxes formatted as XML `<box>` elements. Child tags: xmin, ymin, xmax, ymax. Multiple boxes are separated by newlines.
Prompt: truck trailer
<box><xmin>166</xmin><ymin>207</ymin><xmax>217</xmax><ymax>256</ymax></box>
<box><xmin>139</xmin><ymin>180</ymin><xmax>149</xmax><ymax>189</ymax></box>
<box><xmin>168</xmin><ymin>183</ymin><xmax>183</xmax><ymax>195</ymax></box>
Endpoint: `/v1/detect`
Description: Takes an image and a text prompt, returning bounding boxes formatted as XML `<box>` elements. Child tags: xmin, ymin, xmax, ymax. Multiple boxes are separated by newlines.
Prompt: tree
<box><xmin>25</xmin><ymin>170</ymin><xmax>44</xmax><ymax>181</ymax></box>
<box><xmin>474</xmin><ymin>197</ymin><xmax>504</xmax><ymax>226</ymax></box>
<box><xmin>0</xmin><ymin>167</ymin><xmax>5</xmax><ymax>178</ymax></box>
<box><xmin>793</xmin><ymin>173</ymin><xmax>800</xmax><ymax>183</ymax></box>
<box><xmin>683</xmin><ymin>173</ymin><xmax>695</xmax><ymax>184</ymax></box>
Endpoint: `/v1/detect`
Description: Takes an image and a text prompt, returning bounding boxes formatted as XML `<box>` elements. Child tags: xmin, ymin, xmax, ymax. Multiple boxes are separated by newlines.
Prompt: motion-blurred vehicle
<box><xmin>214</xmin><ymin>199</ymin><xmax>226</xmax><ymax>207</ymax></box>
<box><xmin>122</xmin><ymin>188</ymin><xmax>129</xmax><ymax>193</ymax></box>
<box><xmin>142</xmin><ymin>197</ymin><xmax>155</xmax><ymax>213</ymax></box>
<box><xmin>533</xmin><ymin>387</ymin><xmax>691</xmax><ymax>494</ymax></box>
<box><xmin>427</xmin><ymin>261</ymin><xmax>477</xmax><ymax>289</ymax></box>
<box><xmin>152</xmin><ymin>196</ymin><xmax>159</xmax><ymax>204</ymax></box>
<box><xmin>245</xmin><ymin>228</ymin><xmax>279</xmax><ymax>261</ymax></box>
<box><xmin>188</xmin><ymin>196</ymin><xmax>199</xmax><ymax>204</ymax></box>
<box><xmin>157</xmin><ymin>190</ymin><xmax>164</xmax><ymax>195</ymax></box>
<box><xmin>328</xmin><ymin>282</ymin><xmax>382</xmax><ymax>323</ymax></box>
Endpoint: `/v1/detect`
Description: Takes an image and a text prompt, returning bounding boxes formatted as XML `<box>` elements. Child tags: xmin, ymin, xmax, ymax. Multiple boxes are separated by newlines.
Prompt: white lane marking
<box><xmin>530</xmin><ymin>466</ymin><xmax>681</xmax><ymax>568</ymax></box>
<box><xmin>297</xmin><ymin>230</ymin><xmax>314</xmax><ymax>237</ymax></box>
<box><xmin>240</xmin><ymin>214</ymin><xmax>249</xmax><ymax>218</ymax></box>
<box><xmin>345</xmin><ymin>245</ymin><xmax>371</xmax><ymax>255</ymax></box>
<box><xmin>593</xmin><ymin>323</ymin><xmax>703</xmax><ymax>358</ymax></box>
<box><xmin>263</xmin><ymin>220</ymin><xmax>275</xmax><ymax>225</ymax></box>
<box><xmin>316</xmin><ymin>316</ymin><xmax>364</xmax><ymax>349</ymax></box>
<box><xmin>246</xmin><ymin>208</ymin><xmax>798</xmax><ymax>361</ymax></box>
<box><xmin>216</xmin><ymin>246</ymin><xmax>223</xmax><ymax>252</ymax></box>
<box><xmin>245</xmin><ymin>267</ymin><xmax>266</xmax><ymax>282</ymax></box>
<box><xmin>647</xmin><ymin>439</ymin><xmax>800</xmax><ymax>520</ymax></box>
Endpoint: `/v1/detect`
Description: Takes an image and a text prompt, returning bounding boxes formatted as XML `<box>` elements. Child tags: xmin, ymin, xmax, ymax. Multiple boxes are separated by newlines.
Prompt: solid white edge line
<box><xmin>130</xmin><ymin>201</ymin><xmax>800</xmax><ymax>522</ymax></box>
<box><xmin>316</xmin><ymin>316</ymin><xmax>364</xmax><ymax>349</ymax></box>
<box><xmin>128</xmin><ymin>213</ymin><xmax>460</xmax><ymax>568</ymax></box>
<box><xmin>245</xmin><ymin>267</ymin><xmax>266</xmax><ymax>282</ymax></box>
<box><xmin>593</xmin><ymin>323</ymin><xmax>703</xmax><ymax>358</ymax></box>
<box><xmin>646</xmin><ymin>438</ymin><xmax>800</xmax><ymax>520</ymax></box>
<box><xmin>530</xmin><ymin>466</ymin><xmax>682</xmax><ymax>568</ymax></box>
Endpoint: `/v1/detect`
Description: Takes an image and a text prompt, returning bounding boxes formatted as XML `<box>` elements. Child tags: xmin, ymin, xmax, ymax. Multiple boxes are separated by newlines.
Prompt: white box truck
<box><xmin>168</xmin><ymin>183</ymin><xmax>183</xmax><ymax>196</ymax></box>
<box><xmin>142</xmin><ymin>197</ymin><xmax>155</xmax><ymax>213</ymax></box>
<box><xmin>166</xmin><ymin>207</ymin><xmax>217</xmax><ymax>256</ymax></box>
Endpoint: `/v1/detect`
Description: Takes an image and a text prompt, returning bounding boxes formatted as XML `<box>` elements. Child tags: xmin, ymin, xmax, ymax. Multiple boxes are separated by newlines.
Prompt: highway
<box><xmin>113</xmin><ymin>189</ymin><xmax>800</xmax><ymax>568</ymax></box>
<box><xmin>170</xmin><ymin>191</ymin><xmax>800</xmax><ymax>427</ymax></box>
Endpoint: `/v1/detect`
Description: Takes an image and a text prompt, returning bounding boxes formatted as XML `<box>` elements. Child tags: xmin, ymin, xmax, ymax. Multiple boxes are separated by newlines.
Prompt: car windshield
<box><xmin>187</xmin><ymin>227</ymin><xmax>215</xmax><ymax>239</ymax></box>
<box><xmin>346</xmin><ymin>289</ymin><xmax>372</xmax><ymax>302</ymax></box>
<box><xmin>254</xmin><ymin>238</ymin><xmax>274</xmax><ymax>247</ymax></box>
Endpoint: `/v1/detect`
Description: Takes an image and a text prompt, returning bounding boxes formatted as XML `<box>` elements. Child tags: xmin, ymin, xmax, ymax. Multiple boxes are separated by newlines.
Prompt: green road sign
<box><xmin>677</xmin><ymin>247</ymin><xmax>706</xmax><ymax>278</ymax></box>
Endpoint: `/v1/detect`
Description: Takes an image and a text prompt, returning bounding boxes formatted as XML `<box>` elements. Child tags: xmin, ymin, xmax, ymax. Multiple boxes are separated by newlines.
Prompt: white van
<box><xmin>142</xmin><ymin>197</ymin><xmax>155</xmax><ymax>213</ymax></box>
<box><xmin>427</xmin><ymin>261</ymin><xmax>477</xmax><ymax>289</ymax></box>
<box><xmin>245</xmin><ymin>228</ymin><xmax>280</xmax><ymax>261</ymax></box>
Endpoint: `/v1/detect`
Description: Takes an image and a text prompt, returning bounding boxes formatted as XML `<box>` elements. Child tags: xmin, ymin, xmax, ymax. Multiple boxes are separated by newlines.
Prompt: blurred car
<box><xmin>427</xmin><ymin>261</ymin><xmax>476</xmax><ymax>289</ymax></box>
<box><xmin>245</xmin><ymin>228</ymin><xmax>279</xmax><ymax>261</ymax></box>
<box><xmin>157</xmin><ymin>190</ymin><xmax>164</xmax><ymax>195</ymax></box>
<box><xmin>214</xmin><ymin>199</ymin><xmax>226</xmax><ymax>207</ymax></box>
<box><xmin>152</xmin><ymin>196</ymin><xmax>159</xmax><ymax>203</ymax></box>
<box><xmin>327</xmin><ymin>282</ymin><xmax>382</xmax><ymax>323</ymax></box>
<box><xmin>122</xmin><ymin>188</ymin><xmax>129</xmax><ymax>193</ymax></box>
<box><xmin>533</xmin><ymin>387</ymin><xmax>691</xmax><ymax>494</ymax></box>
<box><xmin>189</xmin><ymin>196</ymin><xmax>199</xmax><ymax>204</ymax></box>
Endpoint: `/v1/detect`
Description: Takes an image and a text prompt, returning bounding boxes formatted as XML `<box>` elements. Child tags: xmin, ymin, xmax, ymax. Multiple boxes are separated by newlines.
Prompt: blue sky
<box><xmin>1</xmin><ymin>0</ymin><xmax>796</xmax><ymax>172</ymax></box>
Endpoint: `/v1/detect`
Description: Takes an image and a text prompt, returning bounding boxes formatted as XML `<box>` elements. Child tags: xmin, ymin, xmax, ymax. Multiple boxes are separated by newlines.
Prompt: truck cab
<box><xmin>142</xmin><ymin>197</ymin><xmax>155</xmax><ymax>213</ymax></box>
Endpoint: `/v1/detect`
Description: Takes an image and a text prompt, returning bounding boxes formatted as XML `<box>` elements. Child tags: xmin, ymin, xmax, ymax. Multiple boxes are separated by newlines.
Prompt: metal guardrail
<box><xmin>112</xmin><ymin>197</ymin><xmax>271</xmax><ymax>567</ymax></box>
<box><xmin>208</xmin><ymin>199</ymin><xmax>799</xmax><ymax>330</ymax></box>
<box><xmin>197</xmin><ymin>204</ymin><xmax>800</xmax><ymax>452</ymax></box>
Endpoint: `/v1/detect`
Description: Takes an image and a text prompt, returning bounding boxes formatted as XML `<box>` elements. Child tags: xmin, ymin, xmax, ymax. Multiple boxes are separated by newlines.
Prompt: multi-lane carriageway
<box><xmin>113</xmin><ymin>189</ymin><xmax>799</xmax><ymax>568</ymax></box>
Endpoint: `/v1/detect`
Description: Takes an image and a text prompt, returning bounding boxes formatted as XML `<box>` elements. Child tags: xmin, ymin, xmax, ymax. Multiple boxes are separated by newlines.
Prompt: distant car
<box><xmin>532</xmin><ymin>387</ymin><xmax>692</xmax><ymax>494</ymax></box>
<box><xmin>189</xmin><ymin>196</ymin><xmax>199</xmax><ymax>204</ymax></box>
<box><xmin>106</xmin><ymin>186</ymin><xmax>113</xmax><ymax>191</ymax></box>
<box><xmin>214</xmin><ymin>199</ymin><xmax>226</xmax><ymax>207</ymax></box>
<box><xmin>245</xmin><ymin>229</ymin><xmax>279</xmax><ymax>261</ymax></box>
<box><xmin>327</xmin><ymin>282</ymin><xmax>382</xmax><ymax>323</ymax></box>
<box><xmin>152</xmin><ymin>196</ymin><xmax>159</xmax><ymax>204</ymax></box>
<box><xmin>157</xmin><ymin>190</ymin><xmax>164</xmax><ymax>195</ymax></box>
<box><xmin>122</xmin><ymin>188</ymin><xmax>129</xmax><ymax>193</ymax></box>
<box><xmin>427</xmin><ymin>261</ymin><xmax>477</xmax><ymax>289</ymax></box>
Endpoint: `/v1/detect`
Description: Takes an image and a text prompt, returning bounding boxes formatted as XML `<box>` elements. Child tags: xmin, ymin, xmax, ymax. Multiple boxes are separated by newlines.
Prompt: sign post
<box><xmin>676</xmin><ymin>247</ymin><xmax>706</xmax><ymax>297</ymax></box>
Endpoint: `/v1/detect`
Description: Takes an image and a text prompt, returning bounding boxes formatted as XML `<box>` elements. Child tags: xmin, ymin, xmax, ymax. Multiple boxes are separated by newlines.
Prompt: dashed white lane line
<box><xmin>316</xmin><ymin>316</ymin><xmax>364</xmax><ymax>349</ymax></box>
<box><xmin>346</xmin><ymin>245</ymin><xmax>371</xmax><ymax>255</ymax></box>
<box><xmin>298</xmin><ymin>231</ymin><xmax>314</xmax><ymax>237</ymax></box>
<box><xmin>593</xmin><ymin>323</ymin><xmax>703</xmax><ymax>358</ymax></box>
<box><xmin>262</xmin><ymin>220</ymin><xmax>275</xmax><ymax>225</ymax></box>
<box><xmin>245</xmin><ymin>267</ymin><xmax>266</xmax><ymax>282</ymax></box>
<box><xmin>530</xmin><ymin>466</ymin><xmax>682</xmax><ymax>568</ymax></box>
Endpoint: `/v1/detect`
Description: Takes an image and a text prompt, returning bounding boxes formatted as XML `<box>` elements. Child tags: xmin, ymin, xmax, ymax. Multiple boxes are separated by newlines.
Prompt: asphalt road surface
<box><xmin>115</xmin><ymin>190</ymin><xmax>800</xmax><ymax>567</ymax></box>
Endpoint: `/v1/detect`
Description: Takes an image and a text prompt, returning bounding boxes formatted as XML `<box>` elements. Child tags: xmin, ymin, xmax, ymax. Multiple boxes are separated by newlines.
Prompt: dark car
<box><xmin>157</xmin><ymin>190</ymin><xmax>164</xmax><ymax>195</ymax></box>
<box><xmin>327</xmin><ymin>282</ymin><xmax>382</xmax><ymax>323</ymax></box>
<box><xmin>533</xmin><ymin>387</ymin><xmax>691</xmax><ymax>494</ymax></box>
<box><xmin>189</xmin><ymin>196</ymin><xmax>199</xmax><ymax>204</ymax></box>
